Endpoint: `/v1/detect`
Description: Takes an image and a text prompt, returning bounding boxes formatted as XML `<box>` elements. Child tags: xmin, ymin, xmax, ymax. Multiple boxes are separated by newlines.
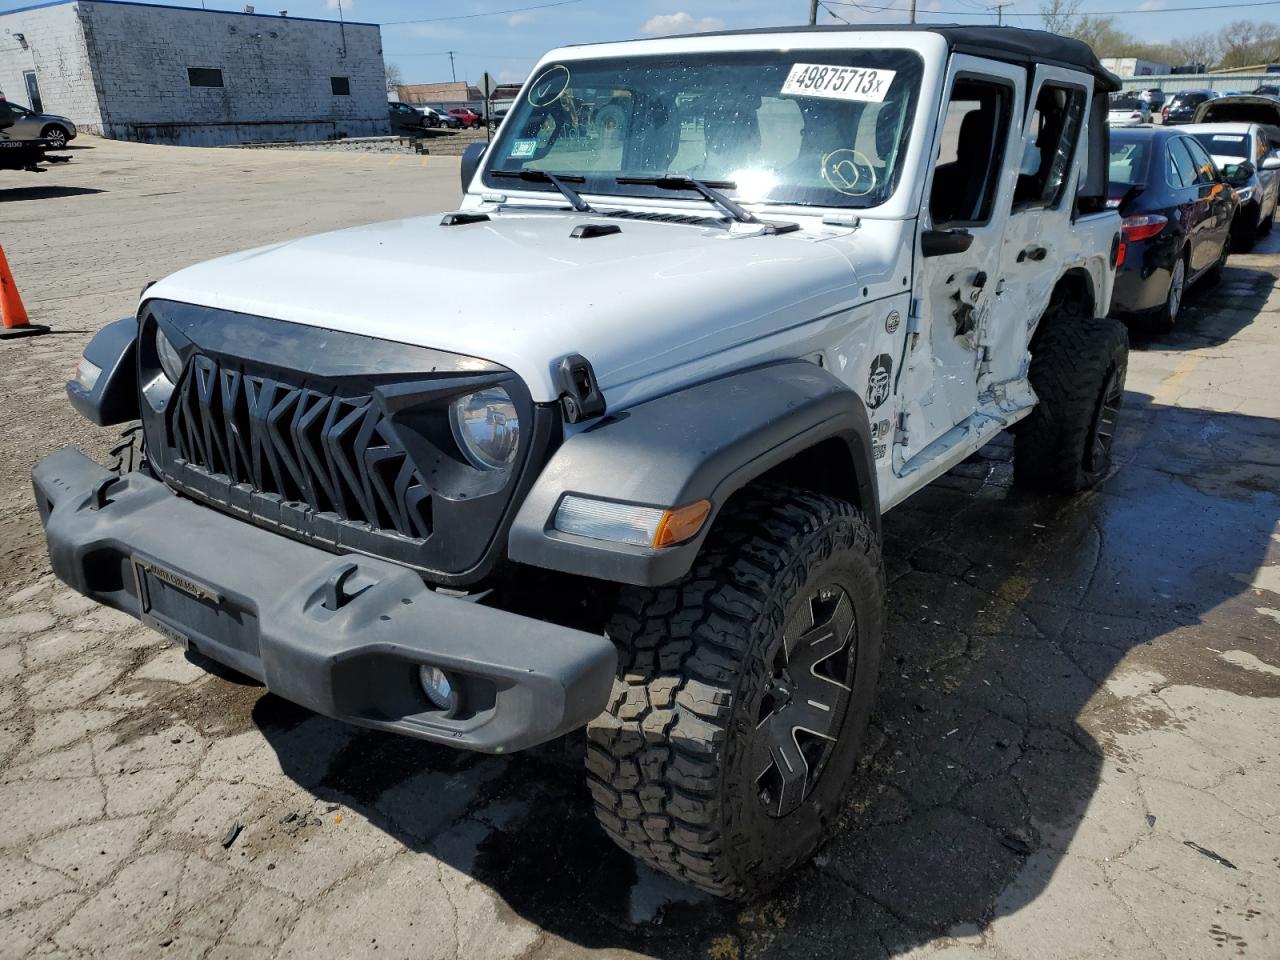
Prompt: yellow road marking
<box><xmin>1152</xmin><ymin>354</ymin><xmax>1202</xmax><ymax>406</ymax></box>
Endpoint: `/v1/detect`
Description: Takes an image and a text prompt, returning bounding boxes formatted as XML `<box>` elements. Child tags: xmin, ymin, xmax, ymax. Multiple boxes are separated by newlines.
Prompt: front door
<box><xmin>23</xmin><ymin>71</ymin><xmax>42</xmax><ymax>114</ymax></box>
<box><xmin>893</xmin><ymin>57</ymin><xmax>1024</xmax><ymax>480</ymax></box>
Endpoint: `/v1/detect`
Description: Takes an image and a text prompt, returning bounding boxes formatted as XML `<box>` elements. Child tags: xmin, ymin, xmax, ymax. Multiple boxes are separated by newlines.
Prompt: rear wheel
<box><xmin>1150</xmin><ymin>250</ymin><xmax>1187</xmax><ymax>334</ymax></box>
<box><xmin>40</xmin><ymin>124</ymin><xmax>69</xmax><ymax>148</ymax></box>
<box><xmin>586</xmin><ymin>487</ymin><xmax>884</xmax><ymax>899</ymax></box>
<box><xmin>1015</xmin><ymin>316</ymin><xmax>1129</xmax><ymax>493</ymax></box>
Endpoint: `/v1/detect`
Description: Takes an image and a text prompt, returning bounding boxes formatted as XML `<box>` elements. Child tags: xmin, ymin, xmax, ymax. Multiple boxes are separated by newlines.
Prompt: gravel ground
<box><xmin>1</xmin><ymin>137</ymin><xmax>1278</xmax><ymax>960</ymax></box>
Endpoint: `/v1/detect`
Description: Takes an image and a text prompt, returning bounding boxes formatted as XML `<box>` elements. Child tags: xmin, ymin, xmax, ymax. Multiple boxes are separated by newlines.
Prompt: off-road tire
<box><xmin>108</xmin><ymin>423</ymin><xmax>147</xmax><ymax>475</ymax></box>
<box><xmin>585</xmin><ymin>487</ymin><xmax>884</xmax><ymax>900</ymax></box>
<box><xmin>1015</xmin><ymin>316</ymin><xmax>1128</xmax><ymax>493</ymax></box>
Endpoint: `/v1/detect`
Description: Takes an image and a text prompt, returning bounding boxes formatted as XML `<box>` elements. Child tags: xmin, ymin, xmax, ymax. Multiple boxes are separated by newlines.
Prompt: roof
<box><xmin>649</xmin><ymin>24</ymin><xmax>1122</xmax><ymax>92</ymax></box>
<box><xmin>0</xmin><ymin>0</ymin><xmax>377</xmax><ymax>28</ymax></box>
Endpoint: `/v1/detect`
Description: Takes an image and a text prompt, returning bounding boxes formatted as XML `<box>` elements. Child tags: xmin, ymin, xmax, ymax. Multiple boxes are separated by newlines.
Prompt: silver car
<box><xmin>3</xmin><ymin>101</ymin><xmax>77</xmax><ymax>148</ymax></box>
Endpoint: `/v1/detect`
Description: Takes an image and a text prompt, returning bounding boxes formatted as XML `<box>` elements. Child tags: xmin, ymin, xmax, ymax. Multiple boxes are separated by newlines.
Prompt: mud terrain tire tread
<box><xmin>585</xmin><ymin>487</ymin><xmax>883</xmax><ymax>900</ymax></box>
<box><xmin>1015</xmin><ymin>315</ymin><xmax>1128</xmax><ymax>493</ymax></box>
<box><xmin>109</xmin><ymin>423</ymin><xmax>147</xmax><ymax>475</ymax></box>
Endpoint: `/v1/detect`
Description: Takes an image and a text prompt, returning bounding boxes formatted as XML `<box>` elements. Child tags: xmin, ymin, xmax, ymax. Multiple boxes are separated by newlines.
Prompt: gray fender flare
<box><xmin>66</xmin><ymin>317</ymin><xmax>139</xmax><ymax>427</ymax></box>
<box><xmin>508</xmin><ymin>360</ymin><xmax>879</xmax><ymax>586</ymax></box>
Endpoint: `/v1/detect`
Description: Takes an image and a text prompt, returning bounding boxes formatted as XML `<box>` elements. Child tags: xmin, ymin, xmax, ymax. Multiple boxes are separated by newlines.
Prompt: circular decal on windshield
<box><xmin>821</xmin><ymin>148</ymin><xmax>877</xmax><ymax>197</ymax></box>
<box><xmin>527</xmin><ymin>64</ymin><xmax>571</xmax><ymax>107</ymax></box>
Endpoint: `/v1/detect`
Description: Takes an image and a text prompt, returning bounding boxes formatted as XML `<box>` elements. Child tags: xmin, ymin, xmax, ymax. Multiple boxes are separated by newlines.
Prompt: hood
<box><xmin>144</xmin><ymin>210</ymin><xmax>866</xmax><ymax>404</ymax></box>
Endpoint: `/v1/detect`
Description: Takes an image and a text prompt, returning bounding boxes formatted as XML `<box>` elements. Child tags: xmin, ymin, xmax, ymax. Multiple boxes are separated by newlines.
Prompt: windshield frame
<box><xmin>481</xmin><ymin>44</ymin><xmax>927</xmax><ymax>213</ymax></box>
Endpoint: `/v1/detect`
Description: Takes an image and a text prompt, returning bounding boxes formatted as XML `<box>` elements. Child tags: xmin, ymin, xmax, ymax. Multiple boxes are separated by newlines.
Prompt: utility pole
<box><xmin>909</xmin><ymin>0</ymin><xmax>917</xmax><ymax>24</ymax></box>
<box><xmin>808</xmin><ymin>0</ymin><xmax>818</xmax><ymax>25</ymax></box>
<box><xmin>990</xmin><ymin>1</ymin><xmax>1012</xmax><ymax>25</ymax></box>
<box><xmin>447</xmin><ymin>50</ymin><xmax>457</xmax><ymax>82</ymax></box>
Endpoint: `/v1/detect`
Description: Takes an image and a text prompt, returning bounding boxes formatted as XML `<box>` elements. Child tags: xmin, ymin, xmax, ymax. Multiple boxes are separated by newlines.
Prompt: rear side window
<box><xmin>1016</xmin><ymin>84</ymin><xmax>1087</xmax><ymax>208</ymax></box>
<box><xmin>1166</xmin><ymin>138</ymin><xmax>1198</xmax><ymax>187</ymax></box>
<box><xmin>1182</xmin><ymin>137</ymin><xmax>1218</xmax><ymax>183</ymax></box>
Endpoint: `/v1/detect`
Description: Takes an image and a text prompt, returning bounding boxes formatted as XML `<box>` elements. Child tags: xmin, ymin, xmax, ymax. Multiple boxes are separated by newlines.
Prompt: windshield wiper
<box><xmin>615</xmin><ymin>175</ymin><xmax>757</xmax><ymax>224</ymax></box>
<box><xmin>489</xmin><ymin>169</ymin><xmax>592</xmax><ymax>212</ymax></box>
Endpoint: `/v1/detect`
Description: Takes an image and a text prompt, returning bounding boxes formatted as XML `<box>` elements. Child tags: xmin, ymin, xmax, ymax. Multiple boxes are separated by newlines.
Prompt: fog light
<box><xmin>419</xmin><ymin>665</ymin><xmax>460</xmax><ymax>715</ymax></box>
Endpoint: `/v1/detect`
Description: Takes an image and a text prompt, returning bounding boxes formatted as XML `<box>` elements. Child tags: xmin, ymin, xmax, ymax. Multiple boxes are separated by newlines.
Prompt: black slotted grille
<box><xmin>168</xmin><ymin>355</ymin><xmax>433</xmax><ymax>541</ymax></box>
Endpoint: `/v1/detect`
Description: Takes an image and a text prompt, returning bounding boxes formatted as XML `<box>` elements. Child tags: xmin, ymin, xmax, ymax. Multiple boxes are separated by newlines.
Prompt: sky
<box><xmin>3</xmin><ymin>0</ymin><xmax>1275</xmax><ymax>86</ymax></box>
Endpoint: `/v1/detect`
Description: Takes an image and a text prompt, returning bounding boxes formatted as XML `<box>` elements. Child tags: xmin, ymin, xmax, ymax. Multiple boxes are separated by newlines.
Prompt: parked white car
<box><xmin>1182</xmin><ymin>121</ymin><xmax>1280</xmax><ymax>247</ymax></box>
<box><xmin>1108</xmin><ymin>93</ymin><xmax>1151</xmax><ymax>126</ymax></box>
<box><xmin>40</xmin><ymin>24</ymin><xmax>1126</xmax><ymax>901</ymax></box>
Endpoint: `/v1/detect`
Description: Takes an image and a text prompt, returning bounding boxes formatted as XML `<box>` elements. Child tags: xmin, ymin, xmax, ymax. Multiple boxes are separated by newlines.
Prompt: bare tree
<box><xmin>1040</xmin><ymin>0</ymin><xmax>1082</xmax><ymax>35</ymax></box>
<box><xmin>1215</xmin><ymin>20</ymin><xmax>1280</xmax><ymax>71</ymax></box>
<box><xmin>385</xmin><ymin>62</ymin><xmax>404</xmax><ymax>97</ymax></box>
<box><xmin>1170</xmin><ymin>34</ymin><xmax>1220</xmax><ymax>71</ymax></box>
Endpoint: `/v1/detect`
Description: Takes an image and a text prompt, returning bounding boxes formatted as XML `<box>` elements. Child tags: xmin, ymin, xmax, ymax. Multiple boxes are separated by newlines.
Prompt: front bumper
<box><xmin>33</xmin><ymin>448</ymin><xmax>617</xmax><ymax>753</ymax></box>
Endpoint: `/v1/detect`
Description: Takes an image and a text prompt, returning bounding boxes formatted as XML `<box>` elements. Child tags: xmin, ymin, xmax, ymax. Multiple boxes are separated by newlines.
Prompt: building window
<box><xmin>188</xmin><ymin>67</ymin><xmax>224</xmax><ymax>88</ymax></box>
<box><xmin>331</xmin><ymin>77</ymin><xmax>351</xmax><ymax>96</ymax></box>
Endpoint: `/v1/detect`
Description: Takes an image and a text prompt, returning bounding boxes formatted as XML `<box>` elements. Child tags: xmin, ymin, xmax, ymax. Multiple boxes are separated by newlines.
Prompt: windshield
<box><xmin>484</xmin><ymin>49</ymin><xmax>924</xmax><ymax>209</ymax></box>
<box><xmin>1191</xmin><ymin>131</ymin><xmax>1249</xmax><ymax>161</ymax></box>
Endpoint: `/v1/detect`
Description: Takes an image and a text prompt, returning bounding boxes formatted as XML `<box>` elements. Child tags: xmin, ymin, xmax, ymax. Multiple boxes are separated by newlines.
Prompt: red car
<box><xmin>447</xmin><ymin>107</ymin><xmax>485</xmax><ymax>129</ymax></box>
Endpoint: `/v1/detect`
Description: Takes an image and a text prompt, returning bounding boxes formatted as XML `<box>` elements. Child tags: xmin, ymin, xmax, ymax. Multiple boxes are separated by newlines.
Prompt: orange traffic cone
<box><xmin>0</xmin><ymin>243</ymin><xmax>48</xmax><ymax>339</ymax></box>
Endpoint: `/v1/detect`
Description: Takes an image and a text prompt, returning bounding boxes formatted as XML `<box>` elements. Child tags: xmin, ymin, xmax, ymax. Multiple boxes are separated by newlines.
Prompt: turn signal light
<box><xmin>653</xmin><ymin>500</ymin><xmax>712</xmax><ymax>549</ymax></box>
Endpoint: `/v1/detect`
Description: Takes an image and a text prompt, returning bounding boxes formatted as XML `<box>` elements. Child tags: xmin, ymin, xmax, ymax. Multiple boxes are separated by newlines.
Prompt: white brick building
<box><xmin>0</xmin><ymin>0</ymin><xmax>388</xmax><ymax>146</ymax></box>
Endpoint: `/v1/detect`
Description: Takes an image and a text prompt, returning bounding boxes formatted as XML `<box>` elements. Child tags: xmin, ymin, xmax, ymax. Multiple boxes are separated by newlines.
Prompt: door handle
<box><xmin>1017</xmin><ymin>245</ymin><xmax>1048</xmax><ymax>263</ymax></box>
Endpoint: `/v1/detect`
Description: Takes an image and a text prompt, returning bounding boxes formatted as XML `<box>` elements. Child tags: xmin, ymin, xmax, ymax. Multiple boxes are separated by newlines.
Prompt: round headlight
<box><xmin>449</xmin><ymin>386</ymin><xmax>520</xmax><ymax>470</ymax></box>
<box><xmin>155</xmin><ymin>325</ymin><xmax>185</xmax><ymax>384</ymax></box>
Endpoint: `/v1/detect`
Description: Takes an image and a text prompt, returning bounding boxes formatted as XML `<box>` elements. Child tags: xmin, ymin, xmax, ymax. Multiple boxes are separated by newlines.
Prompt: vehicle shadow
<box><xmin>0</xmin><ymin>185</ymin><xmax>105</xmax><ymax>202</ymax></box>
<box><xmin>256</xmin><ymin>331</ymin><xmax>1279</xmax><ymax>955</ymax></box>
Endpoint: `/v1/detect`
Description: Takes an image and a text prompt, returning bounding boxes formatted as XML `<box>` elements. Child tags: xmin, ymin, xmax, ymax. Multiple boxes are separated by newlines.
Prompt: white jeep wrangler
<box><xmin>36</xmin><ymin>25</ymin><xmax>1125</xmax><ymax>898</ymax></box>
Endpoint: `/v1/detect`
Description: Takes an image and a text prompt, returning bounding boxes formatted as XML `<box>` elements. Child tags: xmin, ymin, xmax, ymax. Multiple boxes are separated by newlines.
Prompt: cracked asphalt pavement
<box><xmin>2</xmin><ymin>139</ymin><xmax>1278</xmax><ymax>959</ymax></box>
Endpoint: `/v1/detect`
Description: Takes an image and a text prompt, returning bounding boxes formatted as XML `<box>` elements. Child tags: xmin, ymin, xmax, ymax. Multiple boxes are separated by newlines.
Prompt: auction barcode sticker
<box><xmin>781</xmin><ymin>64</ymin><xmax>896</xmax><ymax>103</ymax></box>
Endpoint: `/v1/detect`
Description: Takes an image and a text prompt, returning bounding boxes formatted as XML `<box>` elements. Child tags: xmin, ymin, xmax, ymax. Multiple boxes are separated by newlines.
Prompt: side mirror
<box><xmin>921</xmin><ymin>228</ymin><xmax>975</xmax><ymax>258</ymax></box>
<box><xmin>460</xmin><ymin>142</ymin><xmax>487</xmax><ymax>194</ymax></box>
<box><xmin>1263</xmin><ymin>153</ymin><xmax>1280</xmax><ymax>171</ymax></box>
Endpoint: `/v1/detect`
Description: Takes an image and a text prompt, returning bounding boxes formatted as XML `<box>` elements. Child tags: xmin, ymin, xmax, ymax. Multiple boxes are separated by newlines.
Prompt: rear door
<box><xmin>988</xmin><ymin>66</ymin><xmax>1090</xmax><ymax>391</ymax></box>
<box><xmin>1179</xmin><ymin>136</ymin><xmax>1233</xmax><ymax>270</ymax></box>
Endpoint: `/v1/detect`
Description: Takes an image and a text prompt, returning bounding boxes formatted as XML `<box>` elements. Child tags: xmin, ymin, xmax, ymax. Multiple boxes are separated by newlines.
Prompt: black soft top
<box><xmin>631</xmin><ymin>23</ymin><xmax>1121</xmax><ymax>93</ymax></box>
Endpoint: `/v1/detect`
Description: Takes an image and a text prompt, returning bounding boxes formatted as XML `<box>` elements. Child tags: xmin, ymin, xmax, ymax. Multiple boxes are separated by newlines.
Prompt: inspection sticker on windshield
<box><xmin>781</xmin><ymin>64</ymin><xmax>896</xmax><ymax>103</ymax></box>
<box><xmin>510</xmin><ymin>138</ymin><xmax>538</xmax><ymax>158</ymax></box>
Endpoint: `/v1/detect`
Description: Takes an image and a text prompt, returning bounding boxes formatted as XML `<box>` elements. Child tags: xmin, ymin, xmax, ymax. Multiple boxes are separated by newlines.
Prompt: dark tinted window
<box><xmin>1172</xmin><ymin>93</ymin><xmax>1208</xmax><ymax>108</ymax></box>
<box><xmin>331</xmin><ymin>77</ymin><xmax>350</xmax><ymax>96</ymax></box>
<box><xmin>1166</xmin><ymin>138</ymin><xmax>1198</xmax><ymax>187</ymax></box>
<box><xmin>187</xmin><ymin>67</ymin><xmax>224</xmax><ymax>88</ymax></box>
<box><xmin>1016</xmin><ymin>83</ymin><xmax>1087</xmax><ymax>208</ymax></box>
<box><xmin>930</xmin><ymin>77</ymin><xmax>1014</xmax><ymax>226</ymax></box>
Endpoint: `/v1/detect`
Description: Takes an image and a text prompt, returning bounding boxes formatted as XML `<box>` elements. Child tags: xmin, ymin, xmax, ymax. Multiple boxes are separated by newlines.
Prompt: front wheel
<box><xmin>586</xmin><ymin>487</ymin><xmax>884</xmax><ymax>900</ymax></box>
<box><xmin>1015</xmin><ymin>316</ymin><xmax>1129</xmax><ymax>493</ymax></box>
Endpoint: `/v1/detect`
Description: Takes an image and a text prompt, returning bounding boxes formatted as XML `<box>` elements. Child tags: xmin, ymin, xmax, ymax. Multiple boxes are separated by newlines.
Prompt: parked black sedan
<box><xmin>1108</xmin><ymin>127</ymin><xmax>1237</xmax><ymax>333</ymax></box>
<box><xmin>1162</xmin><ymin>89</ymin><xmax>1217</xmax><ymax>125</ymax></box>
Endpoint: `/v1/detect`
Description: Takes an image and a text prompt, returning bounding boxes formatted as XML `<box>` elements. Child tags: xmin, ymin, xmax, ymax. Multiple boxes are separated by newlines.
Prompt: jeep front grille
<box><xmin>139</xmin><ymin>300</ymin><xmax>546</xmax><ymax>586</ymax></box>
<box><xmin>168</xmin><ymin>355</ymin><xmax>433</xmax><ymax>541</ymax></box>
